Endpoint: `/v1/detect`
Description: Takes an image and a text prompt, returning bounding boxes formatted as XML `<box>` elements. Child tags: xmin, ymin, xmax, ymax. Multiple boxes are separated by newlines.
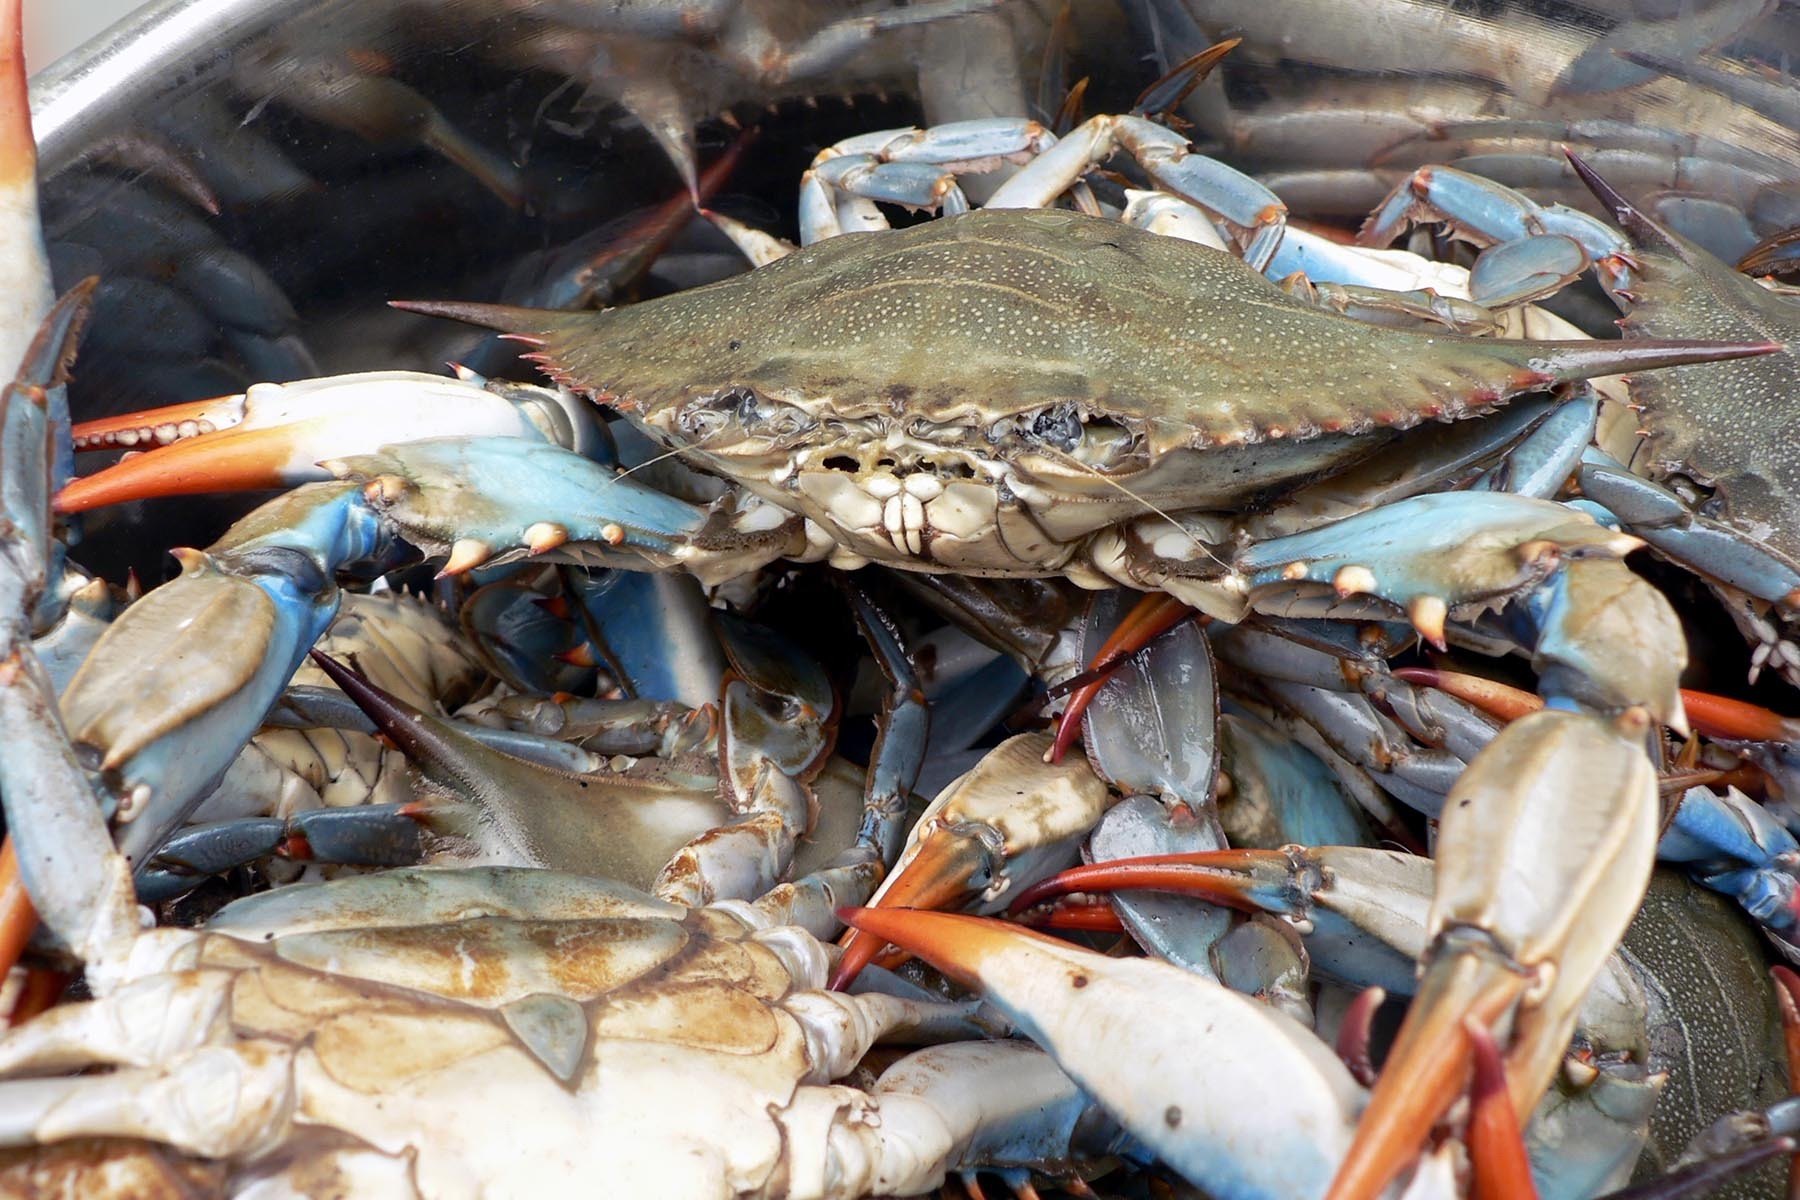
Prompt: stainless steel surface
<box><xmin>32</xmin><ymin>0</ymin><xmax>302</xmax><ymax>175</ymax></box>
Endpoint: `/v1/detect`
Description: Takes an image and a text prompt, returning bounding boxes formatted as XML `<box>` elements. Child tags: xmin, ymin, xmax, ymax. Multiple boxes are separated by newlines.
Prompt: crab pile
<box><xmin>8</xmin><ymin>1</ymin><xmax>1800</xmax><ymax>1197</ymax></box>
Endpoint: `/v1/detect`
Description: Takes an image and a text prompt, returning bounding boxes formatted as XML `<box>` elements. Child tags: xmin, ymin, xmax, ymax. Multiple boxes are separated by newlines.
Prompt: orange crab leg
<box><xmin>1050</xmin><ymin>592</ymin><xmax>1193</xmax><ymax>762</ymax></box>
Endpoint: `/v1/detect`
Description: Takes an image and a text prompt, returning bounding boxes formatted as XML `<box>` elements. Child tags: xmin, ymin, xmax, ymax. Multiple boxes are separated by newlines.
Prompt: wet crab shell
<box><xmin>413</xmin><ymin>208</ymin><xmax>1734</xmax><ymax>578</ymax></box>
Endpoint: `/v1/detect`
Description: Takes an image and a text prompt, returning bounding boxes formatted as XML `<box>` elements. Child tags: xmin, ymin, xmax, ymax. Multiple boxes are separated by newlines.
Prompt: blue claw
<box><xmin>331</xmin><ymin>436</ymin><xmax>800</xmax><ymax>582</ymax></box>
<box><xmin>1660</xmin><ymin>786</ymin><xmax>1800</xmax><ymax>935</ymax></box>
<box><xmin>1238</xmin><ymin>490</ymin><xmax>1640</xmax><ymax>644</ymax></box>
<box><xmin>138</xmin><ymin>805</ymin><xmax>427</xmax><ymax>903</ymax></box>
<box><xmin>58</xmin><ymin>481</ymin><xmax>385</xmax><ymax>866</ymax></box>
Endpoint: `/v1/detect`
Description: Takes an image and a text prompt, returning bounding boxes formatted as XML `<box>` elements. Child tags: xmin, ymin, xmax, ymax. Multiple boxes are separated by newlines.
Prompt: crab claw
<box><xmin>829</xmin><ymin>732</ymin><xmax>1110</xmax><ymax>990</ymax></box>
<box><xmin>1050</xmin><ymin>591</ymin><xmax>1193</xmax><ymax>762</ymax></box>
<box><xmin>838</xmin><ymin>905</ymin><xmax>1371</xmax><ymax>1200</ymax></box>
<box><xmin>1465</xmin><ymin>1020</ymin><xmax>1539</xmax><ymax>1200</ymax></box>
<box><xmin>1325</xmin><ymin>708</ymin><xmax>1659</xmax><ymax>1200</ymax></box>
<box><xmin>56</xmin><ymin>371</ymin><xmax>598</xmax><ymax>513</ymax></box>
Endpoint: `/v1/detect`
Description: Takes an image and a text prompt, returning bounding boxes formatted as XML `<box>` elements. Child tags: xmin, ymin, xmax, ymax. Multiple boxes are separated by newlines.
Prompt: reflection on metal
<box><xmin>31</xmin><ymin>0</ymin><xmax>304</xmax><ymax>174</ymax></box>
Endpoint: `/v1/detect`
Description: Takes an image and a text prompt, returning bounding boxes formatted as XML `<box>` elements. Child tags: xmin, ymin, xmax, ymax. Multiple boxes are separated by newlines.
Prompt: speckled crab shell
<box><xmin>405</xmin><ymin>209</ymin><xmax>1761</xmax><ymax>575</ymax></box>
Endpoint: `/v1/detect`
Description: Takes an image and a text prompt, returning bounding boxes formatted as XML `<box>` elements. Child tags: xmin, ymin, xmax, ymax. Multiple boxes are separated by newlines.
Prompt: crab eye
<box><xmin>1022</xmin><ymin>407</ymin><xmax>1138</xmax><ymax>472</ymax></box>
<box><xmin>1029</xmin><ymin>406</ymin><xmax>1082</xmax><ymax>451</ymax></box>
<box><xmin>680</xmin><ymin>387</ymin><xmax>762</xmax><ymax>437</ymax></box>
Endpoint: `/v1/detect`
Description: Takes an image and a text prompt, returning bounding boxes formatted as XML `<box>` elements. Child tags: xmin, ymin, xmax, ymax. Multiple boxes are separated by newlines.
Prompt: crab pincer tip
<box><xmin>830</xmin><ymin>829</ymin><xmax>997</xmax><ymax>990</ymax></box>
<box><xmin>1325</xmin><ymin>952</ymin><xmax>1527</xmax><ymax>1200</ymax></box>
<box><xmin>1464</xmin><ymin>1020</ymin><xmax>1539</xmax><ymax>1200</ymax></box>
<box><xmin>55</xmin><ymin>418</ymin><xmax>315</xmax><ymax>513</ymax></box>
<box><xmin>837</xmin><ymin>906</ymin><xmax>1058</xmax><ymax>993</ymax></box>
<box><xmin>0</xmin><ymin>0</ymin><xmax>31</xmax><ymax>189</ymax></box>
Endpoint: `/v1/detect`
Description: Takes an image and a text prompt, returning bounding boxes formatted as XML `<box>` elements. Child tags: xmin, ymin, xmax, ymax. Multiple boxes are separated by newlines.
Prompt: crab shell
<box><xmin>421</xmin><ymin>208</ymin><xmax>1732</xmax><ymax>579</ymax></box>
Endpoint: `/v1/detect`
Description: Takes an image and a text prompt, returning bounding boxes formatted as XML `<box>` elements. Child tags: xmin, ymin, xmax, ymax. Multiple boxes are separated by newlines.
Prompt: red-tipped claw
<box><xmin>837</xmin><ymin>906</ymin><xmax>1370</xmax><ymax>1200</ymax></box>
<box><xmin>56</xmin><ymin>372</ymin><xmax>590</xmax><ymax>513</ymax></box>
<box><xmin>1466</xmin><ymin>1019</ymin><xmax>1540</xmax><ymax>1200</ymax></box>
<box><xmin>1050</xmin><ymin>592</ymin><xmax>1193</xmax><ymax>762</ymax></box>
<box><xmin>831</xmin><ymin>821</ymin><xmax>997</xmax><ymax>990</ymax></box>
<box><xmin>1323</xmin><ymin>709</ymin><xmax>1658</xmax><ymax>1200</ymax></box>
<box><xmin>831</xmin><ymin>733</ymin><xmax>1109</xmax><ymax>990</ymax></box>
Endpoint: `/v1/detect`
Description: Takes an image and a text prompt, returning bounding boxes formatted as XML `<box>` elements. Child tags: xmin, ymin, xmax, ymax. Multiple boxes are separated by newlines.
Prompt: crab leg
<box><xmin>796</xmin><ymin>40</ymin><xmax>1242</xmax><ymax>246</ymax></box>
<box><xmin>739</xmin><ymin>592</ymin><xmax>928</xmax><ymax>937</ymax></box>
<box><xmin>135</xmin><ymin>805</ymin><xmax>426</xmax><ymax>903</ymax></box>
<box><xmin>0</xmin><ymin>290</ymin><xmax>138</xmax><ymax>989</ymax></box>
<box><xmin>308</xmin><ymin>649</ymin><xmax>734</xmax><ymax>891</ymax></box>
<box><xmin>54</xmin><ymin>430</ymin><xmax>790</xmax><ymax>882</ymax></box>
<box><xmin>1356</xmin><ymin>164</ymin><xmax>1621</xmax><ymax>304</ymax></box>
<box><xmin>1579</xmin><ymin>449</ymin><xmax>1800</xmax><ymax>611</ymax></box>
<box><xmin>0</xmin><ymin>1047</ymin><xmax>293</xmax><ymax>1156</ymax></box>
<box><xmin>986</xmin><ymin>112</ymin><xmax>1290</xmax><ymax>271</ymax></box>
